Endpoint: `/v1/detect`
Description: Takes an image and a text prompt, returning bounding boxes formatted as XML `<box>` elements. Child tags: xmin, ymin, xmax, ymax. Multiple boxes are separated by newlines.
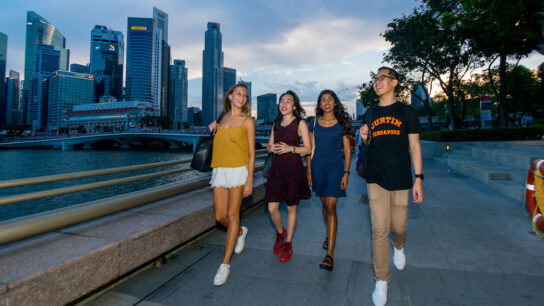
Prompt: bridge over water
<box><xmin>0</xmin><ymin>131</ymin><xmax>270</xmax><ymax>151</ymax></box>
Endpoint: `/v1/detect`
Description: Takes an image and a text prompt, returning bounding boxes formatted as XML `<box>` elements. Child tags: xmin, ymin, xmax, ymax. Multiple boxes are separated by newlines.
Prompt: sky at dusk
<box><xmin>1</xmin><ymin>0</ymin><xmax>542</xmax><ymax>116</ymax></box>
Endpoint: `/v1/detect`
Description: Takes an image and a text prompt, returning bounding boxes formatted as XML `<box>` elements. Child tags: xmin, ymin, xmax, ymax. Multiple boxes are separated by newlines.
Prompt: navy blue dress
<box><xmin>309</xmin><ymin>118</ymin><xmax>346</xmax><ymax>197</ymax></box>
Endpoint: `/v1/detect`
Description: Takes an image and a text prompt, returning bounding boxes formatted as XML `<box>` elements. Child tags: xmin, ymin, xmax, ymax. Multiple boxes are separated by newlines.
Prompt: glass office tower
<box><xmin>90</xmin><ymin>25</ymin><xmax>124</xmax><ymax>101</ymax></box>
<box><xmin>125</xmin><ymin>18</ymin><xmax>155</xmax><ymax>107</ymax></box>
<box><xmin>153</xmin><ymin>7</ymin><xmax>170</xmax><ymax>116</ymax></box>
<box><xmin>48</xmin><ymin>71</ymin><xmax>94</xmax><ymax>130</ymax></box>
<box><xmin>23</xmin><ymin>11</ymin><xmax>69</xmax><ymax>125</ymax></box>
<box><xmin>169</xmin><ymin>60</ymin><xmax>188</xmax><ymax>124</ymax></box>
<box><xmin>0</xmin><ymin>32</ymin><xmax>7</xmax><ymax>126</ymax></box>
<box><xmin>201</xmin><ymin>22</ymin><xmax>223</xmax><ymax>126</ymax></box>
<box><xmin>223</xmin><ymin>67</ymin><xmax>236</xmax><ymax>101</ymax></box>
<box><xmin>257</xmin><ymin>93</ymin><xmax>277</xmax><ymax>124</ymax></box>
<box><xmin>6</xmin><ymin>70</ymin><xmax>21</xmax><ymax>125</ymax></box>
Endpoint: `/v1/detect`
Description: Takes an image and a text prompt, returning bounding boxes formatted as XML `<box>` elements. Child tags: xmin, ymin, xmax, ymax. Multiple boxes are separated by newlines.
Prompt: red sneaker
<box><xmin>273</xmin><ymin>228</ymin><xmax>287</xmax><ymax>255</ymax></box>
<box><xmin>279</xmin><ymin>241</ymin><xmax>293</xmax><ymax>262</ymax></box>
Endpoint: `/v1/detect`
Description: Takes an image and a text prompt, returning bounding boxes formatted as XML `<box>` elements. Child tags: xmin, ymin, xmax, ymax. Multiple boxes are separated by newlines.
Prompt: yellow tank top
<box><xmin>210</xmin><ymin>118</ymin><xmax>249</xmax><ymax>168</ymax></box>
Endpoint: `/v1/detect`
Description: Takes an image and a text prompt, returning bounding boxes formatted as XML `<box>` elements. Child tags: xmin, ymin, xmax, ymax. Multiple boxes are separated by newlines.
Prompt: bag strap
<box><xmin>211</xmin><ymin>111</ymin><xmax>227</xmax><ymax>136</ymax></box>
<box><xmin>363</xmin><ymin>106</ymin><xmax>375</xmax><ymax>147</ymax></box>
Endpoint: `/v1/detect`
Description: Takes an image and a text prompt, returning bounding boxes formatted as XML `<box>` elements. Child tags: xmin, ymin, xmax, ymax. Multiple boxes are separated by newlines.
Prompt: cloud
<box><xmin>225</xmin><ymin>15</ymin><xmax>388</xmax><ymax>73</ymax></box>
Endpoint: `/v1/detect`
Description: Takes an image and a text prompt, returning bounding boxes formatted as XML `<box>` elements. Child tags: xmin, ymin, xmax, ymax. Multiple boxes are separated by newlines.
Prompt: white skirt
<box><xmin>210</xmin><ymin>166</ymin><xmax>248</xmax><ymax>188</ymax></box>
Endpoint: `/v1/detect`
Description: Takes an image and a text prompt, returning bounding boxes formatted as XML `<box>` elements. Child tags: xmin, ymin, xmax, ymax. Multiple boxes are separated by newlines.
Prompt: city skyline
<box><xmin>1</xmin><ymin>0</ymin><xmax>542</xmax><ymax>116</ymax></box>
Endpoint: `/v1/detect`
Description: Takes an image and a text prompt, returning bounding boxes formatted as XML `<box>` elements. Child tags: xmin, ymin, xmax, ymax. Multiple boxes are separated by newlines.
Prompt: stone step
<box><xmin>443</xmin><ymin>154</ymin><xmax>511</xmax><ymax>182</ymax></box>
<box><xmin>482</xmin><ymin>140</ymin><xmax>544</xmax><ymax>155</ymax></box>
<box><xmin>436</xmin><ymin>154</ymin><xmax>525</xmax><ymax>201</ymax></box>
<box><xmin>470</xmin><ymin>147</ymin><xmax>535</xmax><ymax>171</ymax></box>
<box><xmin>487</xmin><ymin>180</ymin><xmax>525</xmax><ymax>203</ymax></box>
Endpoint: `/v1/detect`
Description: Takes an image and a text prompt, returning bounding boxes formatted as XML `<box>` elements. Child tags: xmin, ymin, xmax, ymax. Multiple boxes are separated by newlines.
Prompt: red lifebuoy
<box><xmin>526</xmin><ymin>159</ymin><xmax>544</xmax><ymax>237</ymax></box>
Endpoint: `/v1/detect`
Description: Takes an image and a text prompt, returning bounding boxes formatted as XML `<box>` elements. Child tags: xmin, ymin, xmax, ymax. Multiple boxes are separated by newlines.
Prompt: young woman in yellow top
<box><xmin>208</xmin><ymin>83</ymin><xmax>255</xmax><ymax>286</ymax></box>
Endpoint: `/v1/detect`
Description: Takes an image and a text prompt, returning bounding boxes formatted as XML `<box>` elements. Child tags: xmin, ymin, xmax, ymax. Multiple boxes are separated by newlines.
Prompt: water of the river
<box><xmin>0</xmin><ymin>149</ymin><xmax>206</xmax><ymax>222</ymax></box>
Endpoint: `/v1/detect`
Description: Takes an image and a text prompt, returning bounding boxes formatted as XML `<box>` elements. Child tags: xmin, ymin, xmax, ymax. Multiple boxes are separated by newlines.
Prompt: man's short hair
<box><xmin>377</xmin><ymin>66</ymin><xmax>399</xmax><ymax>80</ymax></box>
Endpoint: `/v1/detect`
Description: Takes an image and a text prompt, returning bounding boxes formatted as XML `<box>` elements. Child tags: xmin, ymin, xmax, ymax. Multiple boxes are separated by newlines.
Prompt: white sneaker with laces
<box><xmin>393</xmin><ymin>247</ymin><xmax>406</xmax><ymax>270</ymax></box>
<box><xmin>234</xmin><ymin>226</ymin><xmax>248</xmax><ymax>254</ymax></box>
<box><xmin>372</xmin><ymin>280</ymin><xmax>388</xmax><ymax>306</ymax></box>
<box><xmin>213</xmin><ymin>264</ymin><xmax>230</xmax><ymax>286</ymax></box>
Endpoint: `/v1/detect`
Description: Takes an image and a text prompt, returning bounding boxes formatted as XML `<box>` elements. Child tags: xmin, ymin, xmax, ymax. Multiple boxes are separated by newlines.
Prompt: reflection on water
<box><xmin>0</xmin><ymin>149</ymin><xmax>204</xmax><ymax>222</ymax></box>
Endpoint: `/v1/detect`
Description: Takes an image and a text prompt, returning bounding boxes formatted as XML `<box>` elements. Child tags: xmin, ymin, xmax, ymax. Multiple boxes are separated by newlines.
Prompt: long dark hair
<box><xmin>315</xmin><ymin>89</ymin><xmax>353</xmax><ymax>136</ymax></box>
<box><xmin>273</xmin><ymin>90</ymin><xmax>306</xmax><ymax>131</ymax></box>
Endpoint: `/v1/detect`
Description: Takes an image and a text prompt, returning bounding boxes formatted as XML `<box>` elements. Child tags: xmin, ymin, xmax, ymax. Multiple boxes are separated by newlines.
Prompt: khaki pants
<box><xmin>367</xmin><ymin>183</ymin><xmax>409</xmax><ymax>282</ymax></box>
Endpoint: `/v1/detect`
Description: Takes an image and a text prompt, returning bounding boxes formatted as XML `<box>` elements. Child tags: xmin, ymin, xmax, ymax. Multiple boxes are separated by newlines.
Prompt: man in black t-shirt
<box><xmin>360</xmin><ymin>67</ymin><xmax>423</xmax><ymax>306</ymax></box>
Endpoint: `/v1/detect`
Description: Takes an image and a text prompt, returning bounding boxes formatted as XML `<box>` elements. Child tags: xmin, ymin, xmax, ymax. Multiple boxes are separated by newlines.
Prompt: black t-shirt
<box><xmin>362</xmin><ymin>101</ymin><xmax>420</xmax><ymax>190</ymax></box>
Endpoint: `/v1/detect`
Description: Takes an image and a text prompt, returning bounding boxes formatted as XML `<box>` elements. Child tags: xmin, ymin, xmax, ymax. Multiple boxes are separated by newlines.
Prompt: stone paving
<box><xmin>86</xmin><ymin>159</ymin><xmax>544</xmax><ymax>306</ymax></box>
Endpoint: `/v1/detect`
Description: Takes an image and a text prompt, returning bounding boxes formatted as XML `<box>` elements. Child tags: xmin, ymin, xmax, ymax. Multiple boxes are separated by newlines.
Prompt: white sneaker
<box><xmin>234</xmin><ymin>226</ymin><xmax>248</xmax><ymax>254</ymax></box>
<box><xmin>393</xmin><ymin>247</ymin><xmax>406</xmax><ymax>270</ymax></box>
<box><xmin>372</xmin><ymin>280</ymin><xmax>388</xmax><ymax>306</ymax></box>
<box><xmin>213</xmin><ymin>263</ymin><xmax>230</xmax><ymax>286</ymax></box>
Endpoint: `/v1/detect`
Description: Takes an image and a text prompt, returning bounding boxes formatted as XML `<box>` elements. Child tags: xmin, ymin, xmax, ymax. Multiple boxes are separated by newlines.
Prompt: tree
<box><xmin>403</xmin><ymin>70</ymin><xmax>435</xmax><ymax>130</ymax></box>
<box><xmin>156</xmin><ymin>115</ymin><xmax>173</xmax><ymax>129</ymax></box>
<box><xmin>457</xmin><ymin>0</ymin><xmax>543</xmax><ymax>127</ymax></box>
<box><xmin>140</xmin><ymin>115</ymin><xmax>154</xmax><ymax>128</ymax></box>
<box><xmin>383</xmin><ymin>4</ymin><xmax>482</xmax><ymax>129</ymax></box>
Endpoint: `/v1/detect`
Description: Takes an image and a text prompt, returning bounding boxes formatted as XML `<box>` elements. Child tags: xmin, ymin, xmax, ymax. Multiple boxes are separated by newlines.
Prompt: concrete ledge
<box><xmin>421</xmin><ymin>140</ymin><xmax>447</xmax><ymax>159</ymax></box>
<box><xmin>0</xmin><ymin>174</ymin><xmax>267</xmax><ymax>306</ymax></box>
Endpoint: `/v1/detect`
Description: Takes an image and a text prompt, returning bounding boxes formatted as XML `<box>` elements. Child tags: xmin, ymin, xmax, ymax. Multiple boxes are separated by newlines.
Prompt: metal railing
<box><xmin>0</xmin><ymin>149</ymin><xmax>267</xmax><ymax>246</ymax></box>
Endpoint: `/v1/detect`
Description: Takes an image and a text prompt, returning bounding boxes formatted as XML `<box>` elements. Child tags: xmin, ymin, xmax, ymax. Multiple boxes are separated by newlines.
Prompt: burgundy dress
<box><xmin>264</xmin><ymin>119</ymin><xmax>311</xmax><ymax>206</ymax></box>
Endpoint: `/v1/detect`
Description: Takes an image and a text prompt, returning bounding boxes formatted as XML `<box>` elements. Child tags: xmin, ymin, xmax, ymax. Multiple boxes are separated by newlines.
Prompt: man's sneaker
<box><xmin>213</xmin><ymin>264</ymin><xmax>230</xmax><ymax>286</ymax></box>
<box><xmin>234</xmin><ymin>226</ymin><xmax>248</xmax><ymax>254</ymax></box>
<box><xmin>273</xmin><ymin>228</ymin><xmax>287</xmax><ymax>255</ymax></box>
<box><xmin>279</xmin><ymin>241</ymin><xmax>293</xmax><ymax>262</ymax></box>
<box><xmin>372</xmin><ymin>280</ymin><xmax>388</xmax><ymax>306</ymax></box>
<box><xmin>393</xmin><ymin>247</ymin><xmax>406</xmax><ymax>270</ymax></box>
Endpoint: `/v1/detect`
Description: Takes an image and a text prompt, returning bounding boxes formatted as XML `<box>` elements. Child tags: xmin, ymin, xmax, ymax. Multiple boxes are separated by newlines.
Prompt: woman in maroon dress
<box><xmin>265</xmin><ymin>90</ymin><xmax>312</xmax><ymax>262</ymax></box>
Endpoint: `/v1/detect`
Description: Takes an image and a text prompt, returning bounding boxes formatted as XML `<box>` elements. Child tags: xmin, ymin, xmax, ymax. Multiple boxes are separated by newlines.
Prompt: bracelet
<box><xmin>344</xmin><ymin>171</ymin><xmax>350</xmax><ymax>174</ymax></box>
<box><xmin>293</xmin><ymin>146</ymin><xmax>295</xmax><ymax>153</ymax></box>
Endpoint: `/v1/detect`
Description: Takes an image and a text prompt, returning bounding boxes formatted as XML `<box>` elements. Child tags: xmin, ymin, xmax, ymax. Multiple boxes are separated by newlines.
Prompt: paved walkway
<box><xmin>87</xmin><ymin>159</ymin><xmax>544</xmax><ymax>306</ymax></box>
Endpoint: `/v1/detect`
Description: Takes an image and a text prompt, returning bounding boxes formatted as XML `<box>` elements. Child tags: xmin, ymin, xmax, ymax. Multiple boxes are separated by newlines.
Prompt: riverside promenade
<box><xmin>86</xmin><ymin>159</ymin><xmax>544</xmax><ymax>306</ymax></box>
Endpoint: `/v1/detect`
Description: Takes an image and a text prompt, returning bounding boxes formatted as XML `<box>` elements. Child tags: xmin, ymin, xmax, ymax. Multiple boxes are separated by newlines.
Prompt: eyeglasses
<box><xmin>372</xmin><ymin>75</ymin><xmax>395</xmax><ymax>83</ymax></box>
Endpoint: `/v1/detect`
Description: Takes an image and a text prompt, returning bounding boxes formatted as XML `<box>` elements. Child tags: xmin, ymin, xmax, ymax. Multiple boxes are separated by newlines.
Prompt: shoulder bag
<box><xmin>310</xmin><ymin>117</ymin><xmax>317</xmax><ymax>159</ymax></box>
<box><xmin>190</xmin><ymin>112</ymin><xmax>226</xmax><ymax>172</ymax></box>
<box><xmin>263</xmin><ymin>124</ymin><xmax>275</xmax><ymax>179</ymax></box>
<box><xmin>357</xmin><ymin>107</ymin><xmax>375</xmax><ymax>178</ymax></box>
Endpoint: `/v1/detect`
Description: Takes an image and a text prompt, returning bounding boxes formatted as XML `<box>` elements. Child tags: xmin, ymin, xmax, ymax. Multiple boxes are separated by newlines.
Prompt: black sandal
<box><xmin>322</xmin><ymin>237</ymin><xmax>328</xmax><ymax>250</ymax></box>
<box><xmin>319</xmin><ymin>255</ymin><xmax>334</xmax><ymax>271</ymax></box>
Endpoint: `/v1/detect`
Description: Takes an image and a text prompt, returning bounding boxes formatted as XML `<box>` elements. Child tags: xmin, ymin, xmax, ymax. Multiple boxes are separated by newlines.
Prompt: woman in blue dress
<box><xmin>308</xmin><ymin>89</ymin><xmax>353</xmax><ymax>271</ymax></box>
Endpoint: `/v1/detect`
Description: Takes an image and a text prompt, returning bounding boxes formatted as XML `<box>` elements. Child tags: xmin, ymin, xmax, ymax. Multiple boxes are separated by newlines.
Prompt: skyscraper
<box><xmin>356</xmin><ymin>98</ymin><xmax>365</xmax><ymax>119</ymax></box>
<box><xmin>187</xmin><ymin>106</ymin><xmax>201</xmax><ymax>126</ymax></box>
<box><xmin>24</xmin><ymin>12</ymin><xmax>69</xmax><ymax>82</ymax></box>
<box><xmin>31</xmin><ymin>44</ymin><xmax>60</xmax><ymax>130</ymax></box>
<box><xmin>23</xmin><ymin>11</ymin><xmax>70</xmax><ymax>125</ymax></box>
<box><xmin>161</xmin><ymin>43</ymin><xmax>170</xmax><ymax>116</ymax></box>
<box><xmin>125</xmin><ymin>17</ymin><xmax>155</xmax><ymax>107</ymax></box>
<box><xmin>48</xmin><ymin>71</ymin><xmax>94</xmax><ymax>130</ymax></box>
<box><xmin>410</xmin><ymin>83</ymin><xmax>428</xmax><ymax>109</ymax></box>
<box><xmin>153</xmin><ymin>7</ymin><xmax>168</xmax><ymax>42</ymax></box>
<box><xmin>238</xmin><ymin>79</ymin><xmax>252</xmax><ymax>106</ymax></box>
<box><xmin>6</xmin><ymin>70</ymin><xmax>21</xmax><ymax>125</ymax></box>
<box><xmin>90</xmin><ymin>25</ymin><xmax>124</xmax><ymax>101</ymax></box>
<box><xmin>169</xmin><ymin>60</ymin><xmax>188</xmax><ymax>124</ymax></box>
<box><xmin>223</xmin><ymin>67</ymin><xmax>236</xmax><ymax>99</ymax></box>
<box><xmin>202</xmin><ymin>22</ymin><xmax>223</xmax><ymax>126</ymax></box>
<box><xmin>153</xmin><ymin>8</ymin><xmax>169</xmax><ymax>116</ymax></box>
<box><xmin>0</xmin><ymin>32</ymin><xmax>7</xmax><ymax>126</ymax></box>
<box><xmin>257</xmin><ymin>93</ymin><xmax>277</xmax><ymax>123</ymax></box>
